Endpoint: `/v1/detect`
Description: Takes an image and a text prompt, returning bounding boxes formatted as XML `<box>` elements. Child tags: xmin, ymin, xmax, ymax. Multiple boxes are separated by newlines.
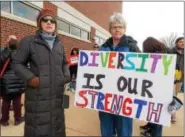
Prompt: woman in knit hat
<box><xmin>12</xmin><ymin>9</ymin><xmax>70</xmax><ymax>137</ymax></box>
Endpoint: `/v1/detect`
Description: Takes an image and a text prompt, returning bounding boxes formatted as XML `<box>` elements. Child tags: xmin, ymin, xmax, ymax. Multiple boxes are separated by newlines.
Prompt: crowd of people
<box><xmin>0</xmin><ymin>9</ymin><xmax>184</xmax><ymax>137</ymax></box>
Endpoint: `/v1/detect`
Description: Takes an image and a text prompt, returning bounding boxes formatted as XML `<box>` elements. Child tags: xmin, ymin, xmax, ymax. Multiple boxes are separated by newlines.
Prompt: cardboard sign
<box><xmin>67</xmin><ymin>55</ymin><xmax>78</xmax><ymax>66</ymax></box>
<box><xmin>74</xmin><ymin>50</ymin><xmax>177</xmax><ymax>127</ymax></box>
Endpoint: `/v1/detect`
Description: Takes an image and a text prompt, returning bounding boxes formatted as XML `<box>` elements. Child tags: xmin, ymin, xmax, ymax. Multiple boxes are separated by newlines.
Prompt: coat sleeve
<box><xmin>12</xmin><ymin>37</ymin><xmax>35</xmax><ymax>82</ymax></box>
<box><xmin>62</xmin><ymin>46</ymin><xmax>70</xmax><ymax>82</ymax></box>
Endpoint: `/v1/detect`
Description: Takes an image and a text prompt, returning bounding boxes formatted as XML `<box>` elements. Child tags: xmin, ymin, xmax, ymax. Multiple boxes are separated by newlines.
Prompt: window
<box><xmin>12</xmin><ymin>2</ymin><xmax>39</xmax><ymax>22</ymax></box>
<box><xmin>70</xmin><ymin>25</ymin><xmax>80</xmax><ymax>37</ymax></box>
<box><xmin>81</xmin><ymin>30</ymin><xmax>89</xmax><ymax>40</ymax></box>
<box><xmin>0</xmin><ymin>1</ymin><xmax>40</xmax><ymax>22</ymax></box>
<box><xmin>57</xmin><ymin>20</ymin><xmax>70</xmax><ymax>33</ymax></box>
<box><xmin>57</xmin><ymin>19</ymin><xmax>90</xmax><ymax>40</ymax></box>
<box><xmin>1</xmin><ymin>1</ymin><xmax>11</xmax><ymax>13</ymax></box>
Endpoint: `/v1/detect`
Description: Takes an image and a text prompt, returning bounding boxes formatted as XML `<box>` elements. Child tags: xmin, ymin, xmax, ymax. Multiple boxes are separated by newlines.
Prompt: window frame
<box><xmin>80</xmin><ymin>29</ymin><xmax>89</xmax><ymax>40</ymax></box>
<box><xmin>1</xmin><ymin>1</ymin><xmax>41</xmax><ymax>22</ymax></box>
<box><xmin>57</xmin><ymin>18</ymin><xmax>70</xmax><ymax>33</ymax></box>
<box><xmin>70</xmin><ymin>24</ymin><xmax>81</xmax><ymax>37</ymax></box>
<box><xmin>12</xmin><ymin>1</ymin><xmax>40</xmax><ymax>22</ymax></box>
<box><xmin>1</xmin><ymin>1</ymin><xmax>11</xmax><ymax>13</ymax></box>
<box><xmin>1</xmin><ymin>1</ymin><xmax>91</xmax><ymax>42</ymax></box>
<box><xmin>57</xmin><ymin>17</ymin><xmax>90</xmax><ymax>41</ymax></box>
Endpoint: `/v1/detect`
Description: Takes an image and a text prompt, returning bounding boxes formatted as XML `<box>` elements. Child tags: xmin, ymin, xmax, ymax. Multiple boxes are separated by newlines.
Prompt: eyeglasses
<box><xmin>41</xmin><ymin>18</ymin><xmax>56</xmax><ymax>24</ymax></box>
<box><xmin>111</xmin><ymin>26</ymin><xmax>124</xmax><ymax>30</ymax></box>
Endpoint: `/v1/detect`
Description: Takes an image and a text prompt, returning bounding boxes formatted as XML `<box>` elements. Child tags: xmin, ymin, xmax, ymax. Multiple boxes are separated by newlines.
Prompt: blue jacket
<box><xmin>98</xmin><ymin>35</ymin><xmax>140</xmax><ymax>136</ymax></box>
<box><xmin>99</xmin><ymin>35</ymin><xmax>140</xmax><ymax>53</ymax></box>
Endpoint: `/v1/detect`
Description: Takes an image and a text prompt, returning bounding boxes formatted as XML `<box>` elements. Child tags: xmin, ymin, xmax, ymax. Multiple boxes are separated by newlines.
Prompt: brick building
<box><xmin>0</xmin><ymin>1</ymin><xmax>122</xmax><ymax>56</ymax></box>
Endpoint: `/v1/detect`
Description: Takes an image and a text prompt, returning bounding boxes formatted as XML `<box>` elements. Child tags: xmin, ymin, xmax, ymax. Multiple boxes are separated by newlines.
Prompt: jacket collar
<box><xmin>172</xmin><ymin>46</ymin><xmax>184</xmax><ymax>55</ymax></box>
<box><xmin>34</xmin><ymin>30</ymin><xmax>61</xmax><ymax>51</ymax></box>
<box><xmin>102</xmin><ymin>34</ymin><xmax>137</xmax><ymax>49</ymax></box>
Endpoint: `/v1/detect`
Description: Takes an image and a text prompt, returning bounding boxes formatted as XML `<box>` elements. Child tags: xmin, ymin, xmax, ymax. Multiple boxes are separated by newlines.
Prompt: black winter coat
<box><xmin>170</xmin><ymin>47</ymin><xmax>184</xmax><ymax>71</ymax></box>
<box><xmin>0</xmin><ymin>48</ymin><xmax>25</xmax><ymax>97</ymax></box>
<box><xmin>12</xmin><ymin>31</ymin><xmax>70</xmax><ymax>137</ymax></box>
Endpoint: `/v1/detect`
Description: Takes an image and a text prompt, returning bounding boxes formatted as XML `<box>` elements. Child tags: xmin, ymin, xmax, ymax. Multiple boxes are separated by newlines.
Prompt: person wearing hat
<box><xmin>170</xmin><ymin>37</ymin><xmax>184</xmax><ymax>123</ymax></box>
<box><xmin>12</xmin><ymin>9</ymin><xmax>70</xmax><ymax>137</ymax></box>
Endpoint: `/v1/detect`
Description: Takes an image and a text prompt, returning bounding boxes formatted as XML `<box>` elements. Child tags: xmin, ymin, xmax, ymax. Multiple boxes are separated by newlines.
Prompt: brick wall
<box><xmin>0</xmin><ymin>2</ymin><xmax>94</xmax><ymax>55</ymax></box>
<box><xmin>67</xmin><ymin>1</ymin><xmax>122</xmax><ymax>31</ymax></box>
<box><xmin>0</xmin><ymin>17</ymin><xmax>93</xmax><ymax>56</ymax></box>
<box><xmin>0</xmin><ymin>1</ymin><xmax>122</xmax><ymax>51</ymax></box>
<box><xmin>0</xmin><ymin>17</ymin><xmax>37</xmax><ymax>46</ymax></box>
<box><xmin>60</xmin><ymin>35</ymin><xmax>93</xmax><ymax>56</ymax></box>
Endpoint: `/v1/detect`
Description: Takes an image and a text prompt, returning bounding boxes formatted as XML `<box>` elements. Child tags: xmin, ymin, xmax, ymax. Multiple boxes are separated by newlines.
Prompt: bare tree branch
<box><xmin>160</xmin><ymin>32</ymin><xmax>178</xmax><ymax>48</ymax></box>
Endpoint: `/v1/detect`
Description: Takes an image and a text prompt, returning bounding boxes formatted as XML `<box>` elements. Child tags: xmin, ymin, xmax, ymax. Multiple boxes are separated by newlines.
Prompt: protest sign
<box><xmin>67</xmin><ymin>55</ymin><xmax>78</xmax><ymax>66</ymax></box>
<box><xmin>74</xmin><ymin>50</ymin><xmax>176</xmax><ymax>126</ymax></box>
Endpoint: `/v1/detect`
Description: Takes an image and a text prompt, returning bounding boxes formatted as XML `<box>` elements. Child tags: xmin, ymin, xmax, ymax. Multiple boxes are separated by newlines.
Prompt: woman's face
<box><xmin>109</xmin><ymin>22</ymin><xmax>126</xmax><ymax>40</ymax></box>
<box><xmin>41</xmin><ymin>16</ymin><xmax>56</xmax><ymax>34</ymax></box>
<box><xmin>177</xmin><ymin>39</ymin><xmax>184</xmax><ymax>49</ymax></box>
<box><xmin>73</xmin><ymin>50</ymin><xmax>77</xmax><ymax>55</ymax></box>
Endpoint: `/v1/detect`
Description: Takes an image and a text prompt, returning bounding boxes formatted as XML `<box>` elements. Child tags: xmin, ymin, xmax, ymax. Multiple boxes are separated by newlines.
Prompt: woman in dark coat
<box><xmin>0</xmin><ymin>36</ymin><xmax>25</xmax><ymax>126</ymax></box>
<box><xmin>12</xmin><ymin>9</ymin><xmax>70</xmax><ymax>137</ymax></box>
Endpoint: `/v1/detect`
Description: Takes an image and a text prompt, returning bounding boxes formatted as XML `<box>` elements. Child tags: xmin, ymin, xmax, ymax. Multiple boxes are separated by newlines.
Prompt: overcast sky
<box><xmin>122</xmin><ymin>2</ymin><xmax>184</xmax><ymax>49</ymax></box>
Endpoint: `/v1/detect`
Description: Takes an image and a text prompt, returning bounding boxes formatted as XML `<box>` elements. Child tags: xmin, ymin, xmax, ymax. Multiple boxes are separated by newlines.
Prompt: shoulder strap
<box><xmin>0</xmin><ymin>57</ymin><xmax>10</xmax><ymax>78</ymax></box>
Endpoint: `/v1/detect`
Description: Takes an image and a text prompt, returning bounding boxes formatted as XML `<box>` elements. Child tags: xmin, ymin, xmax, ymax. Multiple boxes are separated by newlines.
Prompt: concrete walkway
<box><xmin>1</xmin><ymin>92</ymin><xmax>184</xmax><ymax>136</ymax></box>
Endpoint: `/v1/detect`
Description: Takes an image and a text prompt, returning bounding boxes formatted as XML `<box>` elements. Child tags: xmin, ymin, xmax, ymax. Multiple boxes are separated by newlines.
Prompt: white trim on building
<box><xmin>57</xmin><ymin>8</ymin><xmax>91</xmax><ymax>32</ymax></box>
<box><xmin>1</xmin><ymin>11</ymin><xmax>37</xmax><ymax>27</ymax></box>
<box><xmin>51</xmin><ymin>2</ymin><xmax>111</xmax><ymax>38</ymax></box>
<box><xmin>1</xmin><ymin>1</ymin><xmax>111</xmax><ymax>43</ymax></box>
<box><xmin>58</xmin><ymin>30</ymin><xmax>91</xmax><ymax>43</ymax></box>
<box><xmin>28</xmin><ymin>1</ymin><xmax>43</xmax><ymax>8</ymax></box>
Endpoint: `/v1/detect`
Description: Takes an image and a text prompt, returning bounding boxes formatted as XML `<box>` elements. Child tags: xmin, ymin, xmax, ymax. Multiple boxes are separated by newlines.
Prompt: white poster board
<box><xmin>74</xmin><ymin>50</ymin><xmax>176</xmax><ymax>127</ymax></box>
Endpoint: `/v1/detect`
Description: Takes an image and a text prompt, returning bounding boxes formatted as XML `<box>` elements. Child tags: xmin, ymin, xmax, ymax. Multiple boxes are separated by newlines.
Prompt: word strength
<box><xmin>79</xmin><ymin>51</ymin><xmax>174</xmax><ymax>75</ymax></box>
<box><xmin>75</xmin><ymin>90</ymin><xmax>163</xmax><ymax>123</ymax></box>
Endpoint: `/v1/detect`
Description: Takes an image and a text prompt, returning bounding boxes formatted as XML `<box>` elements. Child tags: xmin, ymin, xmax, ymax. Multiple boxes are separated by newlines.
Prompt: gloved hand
<box><xmin>28</xmin><ymin>77</ymin><xmax>39</xmax><ymax>87</ymax></box>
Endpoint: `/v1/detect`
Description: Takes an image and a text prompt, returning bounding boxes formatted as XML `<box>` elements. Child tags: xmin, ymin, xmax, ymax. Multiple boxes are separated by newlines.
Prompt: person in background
<box><xmin>0</xmin><ymin>35</ymin><xmax>25</xmax><ymax>126</ymax></box>
<box><xmin>93</xmin><ymin>44</ymin><xmax>99</xmax><ymax>51</ymax></box>
<box><xmin>170</xmin><ymin>37</ymin><xmax>184</xmax><ymax>123</ymax></box>
<box><xmin>1</xmin><ymin>45</ymin><xmax>23</xmax><ymax>111</ymax></box>
<box><xmin>69</xmin><ymin>47</ymin><xmax>79</xmax><ymax>80</ymax></box>
<box><xmin>139</xmin><ymin>37</ymin><xmax>167</xmax><ymax>137</ymax></box>
<box><xmin>0</xmin><ymin>46</ymin><xmax>5</xmax><ymax>98</ymax></box>
<box><xmin>99</xmin><ymin>12</ymin><xmax>140</xmax><ymax>136</ymax></box>
<box><xmin>12</xmin><ymin>9</ymin><xmax>70</xmax><ymax>137</ymax></box>
<box><xmin>181</xmin><ymin>79</ymin><xmax>184</xmax><ymax>92</ymax></box>
<box><xmin>140</xmin><ymin>37</ymin><xmax>183</xmax><ymax>136</ymax></box>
